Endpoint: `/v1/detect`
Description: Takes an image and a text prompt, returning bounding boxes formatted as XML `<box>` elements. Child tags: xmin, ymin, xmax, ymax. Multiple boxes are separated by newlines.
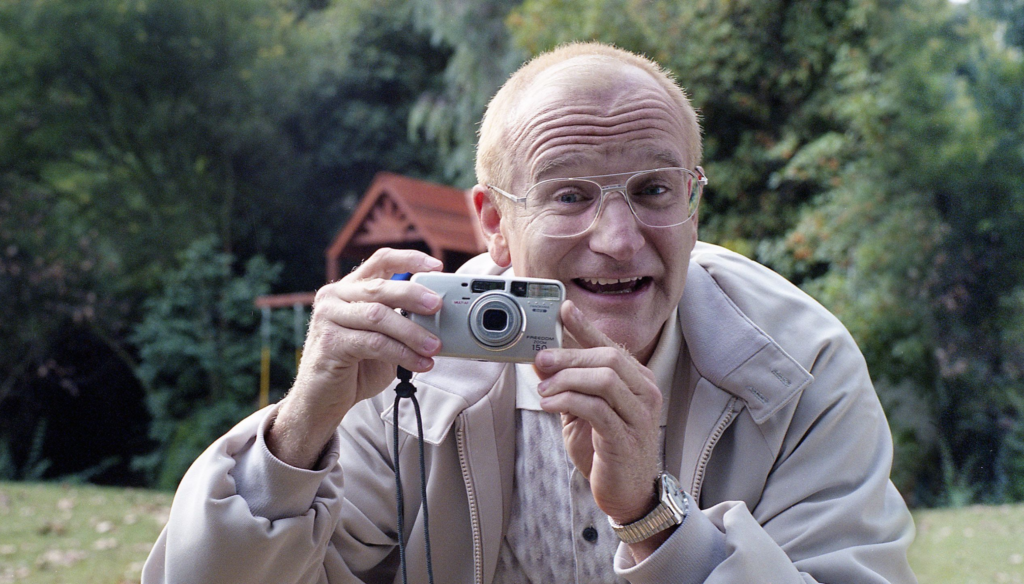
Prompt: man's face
<box><xmin>483</xmin><ymin>60</ymin><xmax>698</xmax><ymax>363</ymax></box>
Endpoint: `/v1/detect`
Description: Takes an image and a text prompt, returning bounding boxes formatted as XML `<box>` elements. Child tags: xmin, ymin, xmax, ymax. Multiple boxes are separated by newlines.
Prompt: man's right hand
<box><xmin>267</xmin><ymin>248</ymin><xmax>445</xmax><ymax>469</ymax></box>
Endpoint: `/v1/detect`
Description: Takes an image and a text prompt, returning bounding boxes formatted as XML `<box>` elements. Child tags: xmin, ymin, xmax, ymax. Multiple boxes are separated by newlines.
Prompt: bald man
<box><xmin>145</xmin><ymin>43</ymin><xmax>916</xmax><ymax>584</ymax></box>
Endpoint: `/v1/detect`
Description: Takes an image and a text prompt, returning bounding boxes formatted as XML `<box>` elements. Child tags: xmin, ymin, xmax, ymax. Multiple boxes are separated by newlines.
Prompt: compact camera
<box><xmin>407</xmin><ymin>273</ymin><xmax>564</xmax><ymax>362</ymax></box>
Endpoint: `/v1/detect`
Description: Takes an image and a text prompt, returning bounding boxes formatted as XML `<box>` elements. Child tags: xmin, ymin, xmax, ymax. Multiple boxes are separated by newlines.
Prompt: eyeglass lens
<box><xmin>525</xmin><ymin>168</ymin><xmax>700</xmax><ymax>237</ymax></box>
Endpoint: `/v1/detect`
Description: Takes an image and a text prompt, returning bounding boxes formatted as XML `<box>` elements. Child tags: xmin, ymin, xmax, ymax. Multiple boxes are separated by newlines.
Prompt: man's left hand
<box><xmin>535</xmin><ymin>300</ymin><xmax>664</xmax><ymax>526</ymax></box>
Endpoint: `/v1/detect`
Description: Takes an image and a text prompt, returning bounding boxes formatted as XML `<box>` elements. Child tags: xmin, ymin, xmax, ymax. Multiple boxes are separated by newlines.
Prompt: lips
<box><xmin>573</xmin><ymin>276</ymin><xmax>651</xmax><ymax>294</ymax></box>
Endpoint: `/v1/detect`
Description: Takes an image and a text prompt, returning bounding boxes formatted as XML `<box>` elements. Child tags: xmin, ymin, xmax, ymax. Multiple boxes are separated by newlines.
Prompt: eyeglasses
<box><xmin>487</xmin><ymin>167</ymin><xmax>706</xmax><ymax>238</ymax></box>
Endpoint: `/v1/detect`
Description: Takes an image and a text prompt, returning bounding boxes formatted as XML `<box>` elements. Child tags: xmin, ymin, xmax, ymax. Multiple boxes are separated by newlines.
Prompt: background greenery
<box><xmin>1</xmin><ymin>0</ymin><xmax>1023</xmax><ymax>506</ymax></box>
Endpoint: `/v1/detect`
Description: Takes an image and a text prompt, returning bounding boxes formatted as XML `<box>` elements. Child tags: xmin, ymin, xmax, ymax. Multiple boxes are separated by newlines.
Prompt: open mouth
<box><xmin>573</xmin><ymin>276</ymin><xmax>651</xmax><ymax>295</ymax></box>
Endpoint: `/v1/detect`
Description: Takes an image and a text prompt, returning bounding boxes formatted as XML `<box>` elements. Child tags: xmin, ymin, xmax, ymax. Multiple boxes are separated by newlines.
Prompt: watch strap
<box><xmin>608</xmin><ymin>473</ymin><xmax>689</xmax><ymax>544</ymax></box>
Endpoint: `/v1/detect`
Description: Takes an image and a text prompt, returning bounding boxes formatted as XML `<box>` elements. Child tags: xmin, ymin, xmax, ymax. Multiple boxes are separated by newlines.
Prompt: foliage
<box><xmin>0</xmin><ymin>0</ymin><xmax>314</xmax><ymax>486</ymax></box>
<box><xmin>130</xmin><ymin>237</ymin><xmax>293</xmax><ymax>490</ymax></box>
<box><xmin>406</xmin><ymin>0</ymin><xmax>527</xmax><ymax>185</ymax></box>
<box><xmin>0</xmin><ymin>0</ymin><xmax>451</xmax><ymax>487</ymax></box>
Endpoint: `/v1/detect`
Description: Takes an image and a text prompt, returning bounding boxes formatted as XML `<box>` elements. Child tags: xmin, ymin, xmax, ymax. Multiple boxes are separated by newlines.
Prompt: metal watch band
<box><xmin>608</xmin><ymin>473</ymin><xmax>689</xmax><ymax>544</ymax></box>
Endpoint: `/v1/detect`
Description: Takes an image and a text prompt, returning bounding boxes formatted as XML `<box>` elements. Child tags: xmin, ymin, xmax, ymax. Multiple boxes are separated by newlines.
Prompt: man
<box><xmin>144</xmin><ymin>42</ymin><xmax>917</xmax><ymax>583</ymax></box>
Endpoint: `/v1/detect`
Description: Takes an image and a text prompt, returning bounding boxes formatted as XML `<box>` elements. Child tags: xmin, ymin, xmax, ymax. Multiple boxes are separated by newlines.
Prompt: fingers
<box><xmin>313</xmin><ymin>297</ymin><xmax>440</xmax><ymax>359</ymax></box>
<box><xmin>559</xmin><ymin>300</ymin><xmax>617</xmax><ymax>351</ymax></box>
<box><xmin>536</xmin><ymin>351</ymin><xmax>661</xmax><ymax>435</ymax></box>
<box><xmin>538</xmin><ymin>366</ymin><xmax>660</xmax><ymax>429</ymax></box>
<box><xmin>535</xmin><ymin>301</ymin><xmax>662</xmax><ymax>434</ymax></box>
<box><xmin>305</xmin><ymin>248</ymin><xmax>446</xmax><ymax>374</ymax></box>
<box><xmin>346</xmin><ymin>247</ymin><xmax>442</xmax><ymax>281</ymax></box>
<box><xmin>317</xmin><ymin>277</ymin><xmax>443</xmax><ymax>317</ymax></box>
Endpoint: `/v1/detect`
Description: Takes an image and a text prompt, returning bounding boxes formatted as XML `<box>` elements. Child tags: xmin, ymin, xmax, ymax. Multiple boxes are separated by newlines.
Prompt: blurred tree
<box><xmin>0</xmin><ymin>0</ymin><xmax>453</xmax><ymax>485</ymax></box>
<box><xmin>249</xmin><ymin>0</ymin><xmax>453</xmax><ymax>291</ymax></box>
<box><xmin>130</xmin><ymin>236</ymin><xmax>290</xmax><ymax>490</ymax></box>
<box><xmin>0</xmin><ymin>0</ymin><xmax>309</xmax><ymax>483</ymax></box>
<box><xmin>406</xmin><ymin>0</ymin><xmax>527</xmax><ymax>185</ymax></box>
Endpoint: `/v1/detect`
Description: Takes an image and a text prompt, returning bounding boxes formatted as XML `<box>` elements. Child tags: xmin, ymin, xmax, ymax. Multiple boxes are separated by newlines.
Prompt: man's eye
<box><xmin>634</xmin><ymin>183</ymin><xmax>671</xmax><ymax>197</ymax></box>
<box><xmin>550</xmin><ymin>189</ymin><xmax>590</xmax><ymax>204</ymax></box>
<box><xmin>556</xmin><ymin>192</ymin><xmax>581</xmax><ymax>203</ymax></box>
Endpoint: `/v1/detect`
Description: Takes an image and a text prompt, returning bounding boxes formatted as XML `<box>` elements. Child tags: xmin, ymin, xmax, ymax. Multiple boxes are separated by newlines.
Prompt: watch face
<box><xmin>660</xmin><ymin>474</ymin><xmax>688</xmax><ymax>516</ymax></box>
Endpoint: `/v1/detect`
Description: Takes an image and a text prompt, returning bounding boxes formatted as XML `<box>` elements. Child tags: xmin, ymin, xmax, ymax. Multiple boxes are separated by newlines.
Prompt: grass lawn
<box><xmin>909</xmin><ymin>503</ymin><xmax>1024</xmax><ymax>584</ymax></box>
<box><xmin>2</xmin><ymin>481</ymin><xmax>1023</xmax><ymax>583</ymax></box>
<box><xmin>0</xmin><ymin>481</ymin><xmax>171</xmax><ymax>584</ymax></box>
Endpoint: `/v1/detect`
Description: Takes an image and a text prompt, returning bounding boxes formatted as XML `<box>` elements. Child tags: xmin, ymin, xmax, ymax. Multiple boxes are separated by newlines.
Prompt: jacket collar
<box><xmin>679</xmin><ymin>256</ymin><xmax>813</xmax><ymax>424</ymax></box>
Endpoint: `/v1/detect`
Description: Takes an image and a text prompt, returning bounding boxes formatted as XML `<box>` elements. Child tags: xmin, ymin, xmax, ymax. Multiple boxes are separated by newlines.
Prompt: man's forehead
<box><xmin>520</xmin><ymin>57</ymin><xmax>668</xmax><ymax>111</ymax></box>
<box><xmin>504</xmin><ymin>60</ymin><xmax>689</xmax><ymax>183</ymax></box>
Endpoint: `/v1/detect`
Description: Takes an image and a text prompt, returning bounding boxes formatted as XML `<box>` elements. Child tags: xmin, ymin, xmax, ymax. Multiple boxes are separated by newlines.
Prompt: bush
<box><xmin>130</xmin><ymin>237</ymin><xmax>298</xmax><ymax>490</ymax></box>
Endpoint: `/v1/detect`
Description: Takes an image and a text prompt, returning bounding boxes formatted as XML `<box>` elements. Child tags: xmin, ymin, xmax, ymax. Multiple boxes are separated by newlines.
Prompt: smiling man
<box><xmin>144</xmin><ymin>43</ymin><xmax>917</xmax><ymax>584</ymax></box>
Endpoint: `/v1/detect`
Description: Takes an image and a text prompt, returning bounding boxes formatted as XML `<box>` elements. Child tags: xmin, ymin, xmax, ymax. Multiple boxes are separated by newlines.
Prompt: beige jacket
<box><xmin>143</xmin><ymin>243</ymin><xmax>917</xmax><ymax>584</ymax></box>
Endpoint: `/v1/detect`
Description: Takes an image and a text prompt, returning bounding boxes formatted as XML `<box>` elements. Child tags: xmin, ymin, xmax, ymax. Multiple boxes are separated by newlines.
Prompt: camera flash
<box><xmin>528</xmin><ymin>283</ymin><xmax>561</xmax><ymax>300</ymax></box>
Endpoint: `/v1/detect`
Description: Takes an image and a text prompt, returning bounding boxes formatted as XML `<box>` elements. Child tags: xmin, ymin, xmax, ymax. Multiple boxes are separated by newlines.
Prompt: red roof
<box><xmin>325</xmin><ymin>172</ymin><xmax>486</xmax><ymax>281</ymax></box>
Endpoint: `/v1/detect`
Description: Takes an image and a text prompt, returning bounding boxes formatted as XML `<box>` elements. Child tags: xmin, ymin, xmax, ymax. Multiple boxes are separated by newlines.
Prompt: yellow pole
<box><xmin>293</xmin><ymin>302</ymin><xmax>304</xmax><ymax>371</ymax></box>
<box><xmin>259</xmin><ymin>306</ymin><xmax>271</xmax><ymax>409</ymax></box>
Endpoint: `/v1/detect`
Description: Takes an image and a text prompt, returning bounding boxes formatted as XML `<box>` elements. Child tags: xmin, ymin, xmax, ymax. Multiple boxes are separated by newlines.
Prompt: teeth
<box><xmin>580</xmin><ymin>277</ymin><xmax>641</xmax><ymax>285</ymax></box>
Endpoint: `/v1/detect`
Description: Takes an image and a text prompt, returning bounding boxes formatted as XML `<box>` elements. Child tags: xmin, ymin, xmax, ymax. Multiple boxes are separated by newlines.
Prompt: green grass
<box><xmin>909</xmin><ymin>504</ymin><xmax>1024</xmax><ymax>584</ymax></box>
<box><xmin>2</xmin><ymin>481</ymin><xmax>1023</xmax><ymax>583</ymax></box>
<box><xmin>0</xmin><ymin>482</ymin><xmax>171</xmax><ymax>584</ymax></box>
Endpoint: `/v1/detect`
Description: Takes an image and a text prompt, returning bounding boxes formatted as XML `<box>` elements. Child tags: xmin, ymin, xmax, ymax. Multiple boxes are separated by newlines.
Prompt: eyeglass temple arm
<box><xmin>486</xmin><ymin>184</ymin><xmax>528</xmax><ymax>205</ymax></box>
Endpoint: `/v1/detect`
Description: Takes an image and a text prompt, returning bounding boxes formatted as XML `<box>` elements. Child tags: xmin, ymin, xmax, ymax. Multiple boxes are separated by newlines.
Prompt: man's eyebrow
<box><xmin>532</xmin><ymin>152</ymin><xmax>593</xmax><ymax>182</ymax></box>
<box><xmin>531</xmin><ymin>146</ymin><xmax>685</xmax><ymax>182</ymax></box>
<box><xmin>635</xmin><ymin>145</ymin><xmax>686</xmax><ymax>169</ymax></box>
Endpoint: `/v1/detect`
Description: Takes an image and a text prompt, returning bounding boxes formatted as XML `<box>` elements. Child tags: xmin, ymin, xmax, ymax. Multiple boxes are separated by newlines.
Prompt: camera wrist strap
<box><xmin>392</xmin><ymin>366</ymin><xmax>435</xmax><ymax>584</ymax></box>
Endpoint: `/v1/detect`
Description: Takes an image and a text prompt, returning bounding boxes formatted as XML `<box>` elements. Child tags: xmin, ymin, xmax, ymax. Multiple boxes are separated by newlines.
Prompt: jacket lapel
<box><xmin>673</xmin><ymin>259</ymin><xmax>814</xmax><ymax>496</ymax></box>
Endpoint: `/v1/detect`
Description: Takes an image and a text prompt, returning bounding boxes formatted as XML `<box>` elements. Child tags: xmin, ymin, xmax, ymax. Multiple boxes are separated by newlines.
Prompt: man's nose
<box><xmin>588</xmin><ymin>191</ymin><xmax>645</xmax><ymax>260</ymax></box>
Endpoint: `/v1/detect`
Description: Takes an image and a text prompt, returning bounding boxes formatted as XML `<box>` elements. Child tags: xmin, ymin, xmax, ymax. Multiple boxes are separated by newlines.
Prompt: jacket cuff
<box><xmin>614</xmin><ymin>492</ymin><xmax>727</xmax><ymax>584</ymax></box>
<box><xmin>230</xmin><ymin>404</ymin><xmax>342</xmax><ymax>521</ymax></box>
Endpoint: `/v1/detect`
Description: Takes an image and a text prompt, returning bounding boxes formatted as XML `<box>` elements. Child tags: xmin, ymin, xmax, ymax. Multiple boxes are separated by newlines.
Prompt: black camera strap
<box><xmin>392</xmin><ymin>366</ymin><xmax>435</xmax><ymax>584</ymax></box>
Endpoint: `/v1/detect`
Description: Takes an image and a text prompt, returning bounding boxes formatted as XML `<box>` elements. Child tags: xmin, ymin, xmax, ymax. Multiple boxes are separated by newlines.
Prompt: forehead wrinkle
<box><xmin>522</xmin><ymin>111</ymin><xmax>686</xmax><ymax>181</ymax></box>
<box><xmin>529</xmin><ymin>135</ymin><xmax>684</xmax><ymax>182</ymax></box>
<box><xmin>504</xmin><ymin>72</ymin><xmax>693</xmax><ymax>186</ymax></box>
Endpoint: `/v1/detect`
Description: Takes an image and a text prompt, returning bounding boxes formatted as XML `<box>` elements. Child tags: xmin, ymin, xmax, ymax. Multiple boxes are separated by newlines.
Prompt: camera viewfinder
<box><xmin>471</xmin><ymin>279</ymin><xmax>505</xmax><ymax>293</ymax></box>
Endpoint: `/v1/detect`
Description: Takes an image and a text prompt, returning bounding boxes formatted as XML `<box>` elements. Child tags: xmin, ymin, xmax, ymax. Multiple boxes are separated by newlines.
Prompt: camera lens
<box><xmin>468</xmin><ymin>292</ymin><xmax>524</xmax><ymax>349</ymax></box>
<box><xmin>482</xmin><ymin>308</ymin><xmax>509</xmax><ymax>332</ymax></box>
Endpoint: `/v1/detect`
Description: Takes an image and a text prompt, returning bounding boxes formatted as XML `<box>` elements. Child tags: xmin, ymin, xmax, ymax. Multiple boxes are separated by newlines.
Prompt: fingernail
<box><xmin>417</xmin><ymin>357</ymin><xmax>433</xmax><ymax>370</ymax></box>
<box><xmin>422</xmin><ymin>292</ymin><xmax>441</xmax><ymax>310</ymax></box>
<box><xmin>424</xmin><ymin>257</ymin><xmax>442</xmax><ymax>269</ymax></box>
<box><xmin>537</xmin><ymin>380</ymin><xmax>550</xmax><ymax>395</ymax></box>
<box><xmin>537</xmin><ymin>351</ymin><xmax>554</xmax><ymax>368</ymax></box>
<box><xmin>571</xmin><ymin>304</ymin><xmax>583</xmax><ymax>320</ymax></box>
<box><xmin>422</xmin><ymin>336</ymin><xmax>440</xmax><ymax>353</ymax></box>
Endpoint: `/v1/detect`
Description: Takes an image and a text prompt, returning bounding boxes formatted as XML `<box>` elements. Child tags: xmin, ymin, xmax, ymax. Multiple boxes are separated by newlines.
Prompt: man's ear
<box><xmin>473</xmin><ymin>185</ymin><xmax>512</xmax><ymax>268</ymax></box>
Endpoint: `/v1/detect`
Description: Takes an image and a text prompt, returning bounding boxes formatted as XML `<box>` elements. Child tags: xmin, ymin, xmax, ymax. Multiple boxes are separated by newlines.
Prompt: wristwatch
<box><xmin>608</xmin><ymin>472</ymin><xmax>689</xmax><ymax>544</ymax></box>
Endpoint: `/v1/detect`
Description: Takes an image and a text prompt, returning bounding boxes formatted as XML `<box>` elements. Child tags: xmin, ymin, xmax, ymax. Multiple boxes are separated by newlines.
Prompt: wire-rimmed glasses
<box><xmin>487</xmin><ymin>167</ymin><xmax>706</xmax><ymax>238</ymax></box>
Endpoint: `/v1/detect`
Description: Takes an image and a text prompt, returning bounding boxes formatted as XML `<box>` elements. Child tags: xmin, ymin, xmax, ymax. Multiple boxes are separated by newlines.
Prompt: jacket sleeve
<box><xmin>614</xmin><ymin>336</ymin><xmax>917</xmax><ymax>583</ymax></box>
<box><xmin>141</xmin><ymin>399</ymin><xmax>403</xmax><ymax>584</ymax></box>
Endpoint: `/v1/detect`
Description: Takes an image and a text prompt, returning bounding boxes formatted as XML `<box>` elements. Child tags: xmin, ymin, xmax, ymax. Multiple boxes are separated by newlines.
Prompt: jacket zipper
<box><xmin>691</xmin><ymin>397</ymin><xmax>738</xmax><ymax>502</ymax></box>
<box><xmin>455</xmin><ymin>417</ymin><xmax>485</xmax><ymax>584</ymax></box>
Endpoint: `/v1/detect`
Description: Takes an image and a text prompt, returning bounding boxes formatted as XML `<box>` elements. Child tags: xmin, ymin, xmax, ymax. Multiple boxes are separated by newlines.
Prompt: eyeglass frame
<box><xmin>486</xmin><ymin>166</ymin><xmax>707</xmax><ymax>238</ymax></box>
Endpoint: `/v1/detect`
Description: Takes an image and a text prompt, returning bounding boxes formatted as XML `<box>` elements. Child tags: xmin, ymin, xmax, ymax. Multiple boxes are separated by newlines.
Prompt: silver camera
<box><xmin>408</xmin><ymin>273</ymin><xmax>564</xmax><ymax>362</ymax></box>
